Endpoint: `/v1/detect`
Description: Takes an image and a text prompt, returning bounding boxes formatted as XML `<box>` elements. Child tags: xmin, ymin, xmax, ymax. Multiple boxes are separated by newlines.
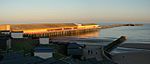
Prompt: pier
<box><xmin>0</xmin><ymin>23</ymin><xmax>143</xmax><ymax>38</ymax></box>
<box><xmin>24</xmin><ymin>28</ymin><xmax>100</xmax><ymax>37</ymax></box>
<box><xmin>0</xmin><ymin>23</ymin><xmax>100</xmax><ymax>37</ymax></box>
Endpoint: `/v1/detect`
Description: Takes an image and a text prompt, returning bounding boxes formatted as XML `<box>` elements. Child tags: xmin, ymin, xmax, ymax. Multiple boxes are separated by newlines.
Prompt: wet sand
<box><xmin>120</xmin><ymin>43</ymin><xmax>150</xmax><ymax>50</ymax></box>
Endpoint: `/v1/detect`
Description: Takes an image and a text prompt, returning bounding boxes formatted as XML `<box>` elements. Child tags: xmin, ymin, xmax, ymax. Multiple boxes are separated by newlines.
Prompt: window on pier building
<box><xmin>64</xmin><ymin>28</ymin><xmax>72</xmax><ymax>30</ymax></box>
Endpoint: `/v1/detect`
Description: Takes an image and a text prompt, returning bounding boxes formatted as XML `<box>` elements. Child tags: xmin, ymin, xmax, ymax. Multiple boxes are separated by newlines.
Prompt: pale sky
<box><xmin>0</xmin><ymin>0</ymin><xmax>150</xmax><ymax>24</ymax></box>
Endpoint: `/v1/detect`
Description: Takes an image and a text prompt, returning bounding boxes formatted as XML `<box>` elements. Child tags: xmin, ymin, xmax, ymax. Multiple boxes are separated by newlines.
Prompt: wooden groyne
<box><xmin>101</xmin><ymin>24</ymin><xmax>143</xmax><ymax>29</ymax></box>
<box><xmin>104</xmin><ymin>36</ymin><xmax>127</xmax><ymax>52</ymax></box>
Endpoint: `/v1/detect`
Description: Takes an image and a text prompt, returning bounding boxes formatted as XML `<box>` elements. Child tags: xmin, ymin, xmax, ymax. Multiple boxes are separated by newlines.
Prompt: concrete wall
<box><xmin>82</xmin><ymin>45</ymin><xmax>103</xmax><ymax>61</ymax></box>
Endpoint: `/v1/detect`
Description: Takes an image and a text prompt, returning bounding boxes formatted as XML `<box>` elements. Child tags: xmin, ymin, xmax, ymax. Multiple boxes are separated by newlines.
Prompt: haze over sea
<box><xmin>75</xmin><ymin>21</ymin><xmax>150</xmax><ymax>44</ymax></box>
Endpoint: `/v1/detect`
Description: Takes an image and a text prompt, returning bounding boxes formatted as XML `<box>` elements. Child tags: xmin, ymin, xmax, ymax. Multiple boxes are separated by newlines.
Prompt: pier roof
<box><xmin>0</xmin><ymin>23</ymin><xmax>77</xmax><ymax>30</ymax></box>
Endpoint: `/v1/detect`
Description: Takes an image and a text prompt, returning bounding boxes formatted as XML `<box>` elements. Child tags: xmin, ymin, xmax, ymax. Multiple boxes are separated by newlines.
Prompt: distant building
<box><xmin>0</xmin><ymin>30</ymin><xmax>24</xmax><ymax>50</ymax></box>
<box><xmin>55</xmin><ymin>42</ymin><xmax>104</xmax><ymax>61</ymax></box>
<box><xmin>0</xmin><ymin>30</ymin><xmax>11</xmax><ymax>35</ymax></box>
<box><xmin>34</xmin><ymin>46</ymin><xmax>54</xmax><ymax>59</ymax></box>
<box><xmin>11</xmin><ymin>31</ymin><xmax>23</xmax><ymax>38</ymax></box>
<box><xmin>67</xmin><ymin>43</ymin><xmax>104</xmax><ymax>61</ymax></box>
<box><xmin>39</xmin><ymin>38</ymin><xmax>49</xmax><ymax>44</ymax></box>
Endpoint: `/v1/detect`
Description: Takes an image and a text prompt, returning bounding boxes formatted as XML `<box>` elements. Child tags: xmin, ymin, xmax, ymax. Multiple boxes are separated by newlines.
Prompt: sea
<box><xmin>75</xmin><ymin>22</ymin><xmax>150</xmax><ymax>44</ymax></box>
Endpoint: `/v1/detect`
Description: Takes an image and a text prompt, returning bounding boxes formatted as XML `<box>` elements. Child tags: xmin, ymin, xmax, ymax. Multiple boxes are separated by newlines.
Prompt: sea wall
<box><xmin>101</xmin><ymin>24</ymin><xmax>143</xmax><ymax>29</ymax></box>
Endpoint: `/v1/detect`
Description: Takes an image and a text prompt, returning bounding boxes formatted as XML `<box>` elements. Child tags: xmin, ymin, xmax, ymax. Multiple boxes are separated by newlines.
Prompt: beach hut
<box><xmin>11</xmin><ymin>31</ymin><xmax>23</xmax><ymax>38</ymax></box>
<box><xmin>34</xmin><ymin>46</ymin><xmax>54</xmax><ymax>59</ymax></box>
<box><xmin>39</xmin><ymin>38</ymin><xmax>49</xmax><ymax>44</ymax></box>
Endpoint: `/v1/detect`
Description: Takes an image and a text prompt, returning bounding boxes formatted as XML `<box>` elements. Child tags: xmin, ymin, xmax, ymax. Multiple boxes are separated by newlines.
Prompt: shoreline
<box><xmin>120</xmin><ymin>43</ymin><xmax>150</xmax><ymax>50</ymax></box>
